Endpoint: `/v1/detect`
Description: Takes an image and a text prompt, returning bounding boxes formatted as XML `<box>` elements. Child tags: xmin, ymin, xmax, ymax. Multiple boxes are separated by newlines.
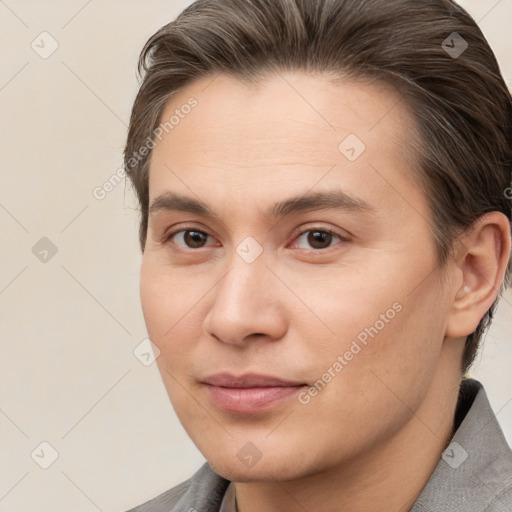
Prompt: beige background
<box><xmin>0</xmin><ymin>1</ymin><xmax>511</xmax><ymax>510</ymax></box>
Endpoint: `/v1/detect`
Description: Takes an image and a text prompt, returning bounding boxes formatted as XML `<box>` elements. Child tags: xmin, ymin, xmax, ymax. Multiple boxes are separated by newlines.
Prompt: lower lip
<box><xmin>203</xmin><ymin>384</ymin><xmax>306</xmax><ymax>413</ymax></box>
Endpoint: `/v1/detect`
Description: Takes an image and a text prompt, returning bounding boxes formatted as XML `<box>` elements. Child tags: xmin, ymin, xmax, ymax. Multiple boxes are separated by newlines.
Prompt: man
<box><xmin>124</xmin><ymin>0</ymin><xmax>512</xmax><ymax>510</ymax></box>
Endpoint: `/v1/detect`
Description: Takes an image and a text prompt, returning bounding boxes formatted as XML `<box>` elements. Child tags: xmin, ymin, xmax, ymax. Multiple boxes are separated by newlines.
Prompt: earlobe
<box><xmin>445</xmin><ymin>212</ymin><xmax>511</xmax><ymax>339</ymax></box>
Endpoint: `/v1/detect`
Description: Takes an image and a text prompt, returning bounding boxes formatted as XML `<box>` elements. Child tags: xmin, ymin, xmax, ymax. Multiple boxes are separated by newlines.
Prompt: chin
<box><xmin>208</xmin><ymin>460</ymin><xmax>284</xmax><ymax>483</ymax></box>
<box><xmin>206</xmin><ymin>450</ymin><xmax>312</xmax><ymax>483</ymax></box>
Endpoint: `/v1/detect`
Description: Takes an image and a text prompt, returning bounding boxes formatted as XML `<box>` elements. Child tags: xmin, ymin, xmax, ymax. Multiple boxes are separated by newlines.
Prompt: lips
<box><xmin>202</xmin><ymin>372</ymin><xmax>305</xmax><ymax>388</ymax></box>
<box><xmin>201</xmin><ymin>372</ymin><xmax>307</xmax><ymax>413</ymax></box>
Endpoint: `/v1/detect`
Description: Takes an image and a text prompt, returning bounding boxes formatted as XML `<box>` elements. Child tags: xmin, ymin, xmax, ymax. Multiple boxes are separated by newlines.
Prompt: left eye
<box><xmin>293</xmin><ymin>229</ymin><xmax>345</xmax><ymax>251</ymax></box>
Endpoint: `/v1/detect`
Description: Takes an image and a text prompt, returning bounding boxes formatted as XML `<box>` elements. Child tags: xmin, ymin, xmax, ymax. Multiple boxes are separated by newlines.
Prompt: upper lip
<box><xmin>201</xmin><ymin>372</ymin><xmax>306</xmax><ymax>388</ymax></box>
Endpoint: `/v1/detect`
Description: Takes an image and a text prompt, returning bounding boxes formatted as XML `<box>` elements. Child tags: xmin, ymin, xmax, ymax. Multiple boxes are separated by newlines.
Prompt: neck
<box><xmin>235</xmin><ymin>341</ymin><xmax>464</xmax><ymax>512</ymax></box>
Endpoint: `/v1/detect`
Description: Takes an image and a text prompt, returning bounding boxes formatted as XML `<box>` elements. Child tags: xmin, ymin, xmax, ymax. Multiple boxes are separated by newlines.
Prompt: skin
<box><xmin>140</xmin><ymin>72</ymin><xmax>511</xmax><ymax>512</ymax></box>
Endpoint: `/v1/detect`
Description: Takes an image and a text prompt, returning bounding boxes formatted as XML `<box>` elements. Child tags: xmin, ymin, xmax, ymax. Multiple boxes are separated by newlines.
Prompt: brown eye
<box><xmin>182</xmin><ymin>230</ymin><xmax>209</xmax><ymax>248</ymax></box>
<box><xmin>307</xmin><ymin>230</ymin><xmax>334</xmax><ymax>249</ymax></box>
<box><xmin>294</xmin><ymin>228</ymin><xmax>346</xmax><ymax>252</ymax></box>
<box><xmin>166</xmin><ymin>228</ymin><xmax>216</xmax><ymax>249</ymax></box>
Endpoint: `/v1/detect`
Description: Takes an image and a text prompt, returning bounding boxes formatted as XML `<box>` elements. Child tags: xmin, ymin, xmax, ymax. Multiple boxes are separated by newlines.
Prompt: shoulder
<box><xmin>412</xmin><ymin>379</ymin><xmax>512</xmax><ymax>512</ymax></box>
<box><xmin>126</xmin><ymin>461</ymin><xmax>230</xmax><ymax>512</ymax></box>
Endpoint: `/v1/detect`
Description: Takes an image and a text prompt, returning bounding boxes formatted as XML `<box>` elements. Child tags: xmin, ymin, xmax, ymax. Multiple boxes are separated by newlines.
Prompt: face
<box><xmin>140</xmin><ymin>72</ymin><xmax>457</xmax><ymax>482</ymax></box>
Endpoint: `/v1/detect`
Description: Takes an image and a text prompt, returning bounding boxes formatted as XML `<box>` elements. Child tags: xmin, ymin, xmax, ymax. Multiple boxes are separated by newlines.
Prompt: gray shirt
<box><xmin>127</xmin><ymin>378</ymin><xmax>512</xmax><ymax>511</ymax></box>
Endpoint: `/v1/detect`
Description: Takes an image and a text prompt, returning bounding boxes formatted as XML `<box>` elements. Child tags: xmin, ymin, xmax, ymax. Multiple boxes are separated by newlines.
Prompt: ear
<box><xmin>445</xmin><ymin>212</ymin><xmax>511</xmax><ymax>338</ymax></box>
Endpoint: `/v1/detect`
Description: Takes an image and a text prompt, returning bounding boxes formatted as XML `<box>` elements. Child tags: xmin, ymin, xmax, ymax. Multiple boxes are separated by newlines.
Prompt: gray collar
<box><xmin>411</xmin><ymin>378</ymin><xmax>512</xmax><ymax>511</ymax></box>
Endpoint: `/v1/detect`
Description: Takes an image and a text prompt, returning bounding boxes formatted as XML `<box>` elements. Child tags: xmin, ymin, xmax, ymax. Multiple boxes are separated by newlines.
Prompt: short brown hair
<box><xmin>124</xmin><ymin>0</ymin><xmax>512</xmax><ymax>373</ymax></box>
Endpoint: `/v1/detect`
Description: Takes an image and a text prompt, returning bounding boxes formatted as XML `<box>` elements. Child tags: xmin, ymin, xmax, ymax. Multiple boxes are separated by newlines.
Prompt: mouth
<box><xmin>201</xmin><ymin>372</ymin><xmax>308</xmax><ymax>414</ymax></box>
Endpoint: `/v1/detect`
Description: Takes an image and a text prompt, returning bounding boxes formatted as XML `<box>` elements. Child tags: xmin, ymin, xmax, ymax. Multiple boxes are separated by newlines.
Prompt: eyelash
<box><xmin>163</xmin><ymin>225</ymin><xmax>348</xmax><ymax>254</ymax></box>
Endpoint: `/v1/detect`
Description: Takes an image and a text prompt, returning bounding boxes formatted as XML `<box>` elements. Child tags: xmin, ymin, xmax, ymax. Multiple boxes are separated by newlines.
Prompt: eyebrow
<box><xmin>148</xmin><ymin>188</ymin><xmax>376</xmax><ymax>221</ymax></box>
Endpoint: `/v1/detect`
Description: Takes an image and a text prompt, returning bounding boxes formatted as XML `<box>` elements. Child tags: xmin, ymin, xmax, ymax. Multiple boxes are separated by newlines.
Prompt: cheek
<box><xmin>140</xmin><ymin>263</ymin><xmax>196</xmax><ymax>413</ymax></box>
<box><xmin>140</xmin><ymin>259</ymin><xmax>194</xmax><ymax>336</ymax></box>
<box><xmin>287</xmin><ymin>292</ymin><xmax>447</xmax><ymax>466</ymax></box>
<box><xmin>324</xmin><ymin>276</ymin><xmax>447</xmax><ymax>417</ymax></box>
<box><xmin>140</xmin><ymin>258</ymin><xmax>206</xmax><ymax>374</ymax></box>
<box><xmin>140</xmin><ymin>264</ymin><xmax>167</xmax><ymax>340</ymax></box>
<box><xmin>295</xmin><ymin>256</ymin><xmax>448</xmax><ymax>408</ymax></box>
<box><xmin>274</xmin><ymin>259</ymin><xmax>407</xmax><ymax>359</ymax></box>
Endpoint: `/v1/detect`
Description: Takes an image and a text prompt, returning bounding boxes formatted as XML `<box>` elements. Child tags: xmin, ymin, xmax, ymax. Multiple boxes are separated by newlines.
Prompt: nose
<box><xmin>202</xmin><ymin>252</ymin><xmax>288</xmax><ymax>347</ymax></box>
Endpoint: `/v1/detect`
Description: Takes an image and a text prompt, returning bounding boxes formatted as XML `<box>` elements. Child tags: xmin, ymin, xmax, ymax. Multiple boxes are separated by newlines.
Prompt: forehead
<box><xmin>148</xmin><ymin>71</ymin><xmax>424</xmax><ymax>217</ymax></box>
<box><xmin>155</xmin><ymin>72</ymin><xmax>415</xmax><ymax>156</ymax></box>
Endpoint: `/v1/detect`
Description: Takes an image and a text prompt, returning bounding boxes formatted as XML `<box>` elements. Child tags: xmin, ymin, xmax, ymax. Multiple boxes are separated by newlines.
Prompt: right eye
<box><xmin>164</xmin><ymin>226</ymin><xmax>220</xmax><ymax>250</ymax></box>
